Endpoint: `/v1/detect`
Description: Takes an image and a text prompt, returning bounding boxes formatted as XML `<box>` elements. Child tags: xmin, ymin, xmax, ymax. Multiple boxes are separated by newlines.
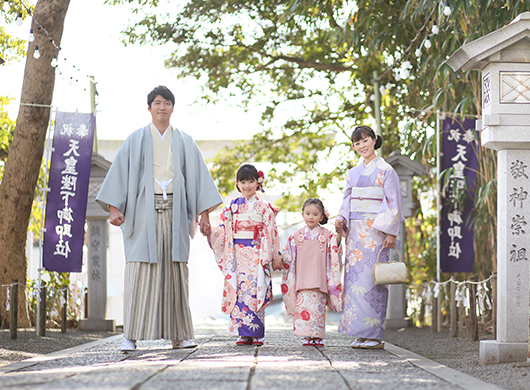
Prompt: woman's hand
<box><xmin>383</xmin><ymin>234</ymin><xmax>396</xmax><ymax>249</ymax></box>
<box><xmin>335</xmin><ymin>218</ymin><xmax>346</xmax><ymax>234</ymax></box>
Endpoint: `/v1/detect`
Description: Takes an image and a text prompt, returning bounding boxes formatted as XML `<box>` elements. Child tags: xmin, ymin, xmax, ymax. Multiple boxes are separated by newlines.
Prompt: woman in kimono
<box><xmin>335</xmin><ymin>125</ymin><xmax>404</xmax><ymax>349</ymax></box>
<box><xmin>208</xmin><ymin>164</ymin><xmax>280</xmax><ymax>346</ymax></box>
<box><xmin>273</xmin><ymin>198</ymin><xmax>342</xmax><ymax>346</ymax></box>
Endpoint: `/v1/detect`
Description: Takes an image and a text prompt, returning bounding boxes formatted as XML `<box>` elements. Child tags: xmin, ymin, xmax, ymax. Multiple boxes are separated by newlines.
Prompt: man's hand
<box><xmin>199</xmin><ymin>210</ymin><xmax>211</xmax><ymax>236</ymax></box>
<box><xmin>272</xmin><ymin>254</ymin><xmax>283</xmax><ymax>271</ymax></box>
<box><xmin>109</xmin><ymin>205</ymin><xmax>125</xmax><ymax>227</ymax></box>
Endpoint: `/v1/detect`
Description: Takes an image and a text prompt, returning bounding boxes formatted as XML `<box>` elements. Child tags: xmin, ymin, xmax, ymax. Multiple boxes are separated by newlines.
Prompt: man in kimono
<box><xmin>96</xmin><ymin>86</ymin><xmax>222</xmax><ymax>351</ymax></box>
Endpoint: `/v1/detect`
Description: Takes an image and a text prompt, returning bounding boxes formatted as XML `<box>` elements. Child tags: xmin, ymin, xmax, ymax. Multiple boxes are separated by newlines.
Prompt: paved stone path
<box><xmin>0</xmin><ymin>326</ymin><xmax>502</xmax><ymax>390</ymax></box>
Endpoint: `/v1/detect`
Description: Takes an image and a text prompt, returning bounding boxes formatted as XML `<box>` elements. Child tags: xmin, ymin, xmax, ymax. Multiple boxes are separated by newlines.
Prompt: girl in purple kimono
<box><xmin>335</xmin><ymin>126</ymin><xmax>404</xmax><ymax>349</ymax></box>
<box><xmin>208</xmin><ymin>164</ymin><xmax>280</xmax><ymax>346</ymax></box>
<box><xmin>273</xmin><ymin>198</ymin><xmax>342</xmax><ymax>347</ymax></box>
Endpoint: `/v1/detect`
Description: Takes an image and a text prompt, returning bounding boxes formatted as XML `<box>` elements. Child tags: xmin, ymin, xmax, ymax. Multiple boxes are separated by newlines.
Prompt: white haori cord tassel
<box><xmin>155</xmin><ymin>179</ymin><xmax>173</xmax><ymax>200</ymax></box>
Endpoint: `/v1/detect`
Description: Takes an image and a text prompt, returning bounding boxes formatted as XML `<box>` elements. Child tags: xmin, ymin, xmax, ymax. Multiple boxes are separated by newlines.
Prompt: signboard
<box><xmin>42</xmin><ymin>112</ymin><xmax>95</xmax><ymax>272</ymax></box>
<box><xmin>440</xmin><ymin>117</ymin><xmax>478</xmax><ymax>273</ymax></box>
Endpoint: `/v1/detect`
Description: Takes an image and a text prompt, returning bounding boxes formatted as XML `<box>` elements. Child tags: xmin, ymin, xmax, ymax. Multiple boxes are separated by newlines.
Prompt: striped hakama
<box><xmin>123</xmin><ymin>195</ymin><xmax>194</xmax><ymax>341</ymax></box>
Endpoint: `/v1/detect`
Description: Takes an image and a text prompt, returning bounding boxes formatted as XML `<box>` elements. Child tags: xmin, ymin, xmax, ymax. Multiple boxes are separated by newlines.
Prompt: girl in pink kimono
<box><xmin>273</xmin><ymin>198</ymin><xmax>342</xmax><ymax>347</ymax></box>
<box><xmin>335</xmin><ymin>126</ymin><xmax>404</xmax><ymax>349</ymax></box>
<box><xmin>208</xmin><ymin>164</ymin><xmax>280</xmax><ymax>346</ymax></box>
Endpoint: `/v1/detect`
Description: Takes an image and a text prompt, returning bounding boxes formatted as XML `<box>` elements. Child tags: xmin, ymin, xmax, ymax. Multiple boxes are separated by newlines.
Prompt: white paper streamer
<box><xmin>5</xmin><ymin>286</ymin><xmax>10</xmax><ymax>312</ymax></box>
<box><xmin>477</xmin><ymin>283</ymin><xmax>486</xmax><ymax>313</ymax></box>
<box><xmin>426</xmin><ymin>284</ymin><xmax>433</xmax><ymax>302</ymax></box>
<box><xmin>433</xmin><ymin>283</ymin><xmax>440</xmax><ymax>299</ymax></box>
<box><xmin>462</xmin><ymin>285</ymin><xmax>469</xmax><ymax>308</ymax></box>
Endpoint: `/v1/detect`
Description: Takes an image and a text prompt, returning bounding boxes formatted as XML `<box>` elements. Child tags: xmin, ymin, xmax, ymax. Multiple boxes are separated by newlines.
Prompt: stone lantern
<box><xmin>447</xmin><ymin>12</ymin><xmax>530</xmax><ymax>364</ymax></box>
<box><xmin>78</xmin><ymin>153</ymin><xmax>116</xmax><ymax>331</ymax></box>
<box><xmin>385</xmin><ymin>150</ymin><xmax>426</xmax><ymax>328</ymax></box>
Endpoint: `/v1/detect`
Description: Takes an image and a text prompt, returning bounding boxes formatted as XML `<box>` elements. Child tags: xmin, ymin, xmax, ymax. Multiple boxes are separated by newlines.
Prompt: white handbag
<box><xmin>372</xmin><ymin>247</ymin><xmax>407</xmax><ymax>285</ymax></box>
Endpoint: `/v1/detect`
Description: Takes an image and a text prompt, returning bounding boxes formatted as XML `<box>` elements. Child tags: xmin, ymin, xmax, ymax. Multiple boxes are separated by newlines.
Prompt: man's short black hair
<box><xmin>148</xmin><ymin>86</ymin><xmax>175</xmax><ymax>107</ymax></box>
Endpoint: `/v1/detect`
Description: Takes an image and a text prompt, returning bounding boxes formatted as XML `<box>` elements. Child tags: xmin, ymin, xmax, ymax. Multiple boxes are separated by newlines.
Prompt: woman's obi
<box><xmin>349</xmin><ymin>187</ymin><xmax>384</xmax><ymax>220</ymax></box>
<box><xmin>233</xmin><ymin>213</ymin><xmax>264</xmax><ymax>246</ymax></box>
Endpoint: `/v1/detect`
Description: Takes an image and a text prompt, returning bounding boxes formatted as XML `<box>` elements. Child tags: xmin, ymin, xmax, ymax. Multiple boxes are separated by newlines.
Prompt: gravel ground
<box><xmin>0</xmin><ymin>328</ymin><xmax>120</xmax><ymax>366</ymax></box>
<box><xmin>1</xmin><ymin>325</ymin><xmax>529</xmax><ymax>390</ymax></box>
<box><xmin>384</xmin><ymin>326</ymin><xmax>530</xmax><ymax>390</ymax></box>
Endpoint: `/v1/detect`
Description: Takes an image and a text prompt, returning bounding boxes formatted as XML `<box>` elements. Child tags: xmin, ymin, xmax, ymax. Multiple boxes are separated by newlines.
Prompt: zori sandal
<box><xmin>236</xmin><ymin>337</ymin><xmax>253</xmax><ymax>346</ymax></box>
<box><xmin>302</xmin><ymin>337</ymin><xmax>314</xmax><ymax>346</ymax></box>
<box><xmin>252</xmin><ymin>338</ymin><xmax>264</xmax><ymax>346</ymax></box>
<box><xmin>313</xmin><ymin>338</ymin><xmax>324</xmax><ymax>347</ymax></box>
<box><xmin>360</xmin><ymin>340</ymin><xmax>384</xmax><ymax>349</ymax></box>
<box><xmin>351</xmin><ymin>338</ymin><xmax>367</xmax><ymax>348</ymax></box>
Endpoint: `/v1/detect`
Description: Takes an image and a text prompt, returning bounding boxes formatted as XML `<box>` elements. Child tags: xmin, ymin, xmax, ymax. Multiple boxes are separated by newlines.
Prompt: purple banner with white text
<box><xmin>440</xmin><ymin>117</ymin><xmax>478</xmax><ymax>273</ymax></box>
<box><xmin>43</xmin><ymin>112</ymin><xmax>95</xmax><ymax>272</ymax></box>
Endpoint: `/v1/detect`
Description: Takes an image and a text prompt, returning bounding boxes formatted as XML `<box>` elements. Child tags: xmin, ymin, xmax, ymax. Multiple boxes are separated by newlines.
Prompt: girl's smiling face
<box><xmin>237</xmin><ymin>178</ymin><xmax>259</xmax><ymax>200</ymax></box>
<box><xmin>303</xmin><ymin>203</ymin><xmax>324</xmax><ymax>230</ymax></box>
<box><xmin>353</xmin><ymin>135</ymin><xmax>377</xmax><ymax>163</ymax></box>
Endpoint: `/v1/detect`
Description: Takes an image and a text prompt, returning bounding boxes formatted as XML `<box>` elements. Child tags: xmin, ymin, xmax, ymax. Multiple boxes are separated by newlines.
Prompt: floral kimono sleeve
<box><xmin>326</xmin><ymin>231</ymin><xmax>343</xmax><ymax>312</ymax></box>
<box><xmin>279</xmin><ymin>234</ymin><xmax>298</xmax><ymax>316</ymax></box>
<box><xmin>372</xmin><ymin>168</ymin><xmax>405</xmax><ymax>236</ymax></box>
<box><xmin>254</xmin><ymin>201</ymin><xmax>278</xmax><ymax>311</ymax></box>
<box><xmin>209</xmin><ymin>206</ymin><xmax>237</xmax><ymax>315</ymax></box>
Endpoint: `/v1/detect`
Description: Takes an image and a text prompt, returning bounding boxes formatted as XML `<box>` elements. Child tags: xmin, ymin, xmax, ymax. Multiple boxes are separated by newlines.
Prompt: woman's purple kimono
<box><xmin>337</xmin><ymin>157</ymin><xmax>404</xmax><ymax>340</ymax></box>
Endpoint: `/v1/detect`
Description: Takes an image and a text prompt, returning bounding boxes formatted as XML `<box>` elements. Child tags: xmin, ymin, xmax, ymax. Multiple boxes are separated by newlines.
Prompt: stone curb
<box><xmin>385</xmin><ymin>342</ymin><xmax>503</xmax><ymax>390</ymax></box>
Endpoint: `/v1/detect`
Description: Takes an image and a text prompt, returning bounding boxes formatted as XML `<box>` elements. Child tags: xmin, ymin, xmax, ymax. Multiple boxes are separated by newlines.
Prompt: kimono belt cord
<box><xmin>155</xmin><ymin>179</ymin><xmax>173</xmax><ymax>200</ymax></box>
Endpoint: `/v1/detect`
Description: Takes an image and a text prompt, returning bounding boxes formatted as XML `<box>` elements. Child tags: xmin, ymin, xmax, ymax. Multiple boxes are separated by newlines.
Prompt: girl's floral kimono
<box><xmin>210</xmin><ymin>194</ymin><xmax>280</xmax><ymax>338</ymax></box>
<box><xmin>337</xmin><ymin>157</ymin><xmax>404</xmax><ymax>340</ymax></box>
<box><xmin>280</xmin><ymin>226</ymin><xmax>342</xmax><ymax>338</ymax></box>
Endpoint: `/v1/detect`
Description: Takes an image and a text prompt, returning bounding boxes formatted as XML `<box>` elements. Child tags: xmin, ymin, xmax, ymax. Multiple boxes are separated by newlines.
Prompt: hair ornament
<box><xmin>257</xmin><ymin>171</ymin><xmax>265</xmax><ymax>192</ymax></box>
<box><xmin>323</xmin><ymin>208</ymin><xmax>330</xmax><ymax>218</ymax></box>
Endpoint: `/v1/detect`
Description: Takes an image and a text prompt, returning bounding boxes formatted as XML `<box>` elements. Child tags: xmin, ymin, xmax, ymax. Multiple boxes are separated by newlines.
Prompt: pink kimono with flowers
<box><xmin>210</xmin><ymin>195</ymin><xmax>280</xmax><ymax>337</ymax></box>
<box><xmin>280</xmin><ymin>226</ymin><xmax>342</xmax><ymax>338</ymax></box>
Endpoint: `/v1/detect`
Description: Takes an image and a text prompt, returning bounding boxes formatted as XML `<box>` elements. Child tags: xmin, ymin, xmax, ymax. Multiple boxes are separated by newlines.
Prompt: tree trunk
<box><xmin>0</xmin><ymin>0</ymin><xmax>70</xmax><ymax>327</ymax></box>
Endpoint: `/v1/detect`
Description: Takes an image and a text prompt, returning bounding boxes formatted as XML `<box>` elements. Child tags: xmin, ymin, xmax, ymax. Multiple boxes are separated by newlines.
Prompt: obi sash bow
<box><xmin>233</xmin><ymin>213</ymin><xmax>264</xmax><ymax>241</ymax></box>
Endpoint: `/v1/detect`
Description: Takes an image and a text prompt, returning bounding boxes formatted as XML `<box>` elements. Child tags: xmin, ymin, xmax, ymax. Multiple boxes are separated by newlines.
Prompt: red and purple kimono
<box><xmin>210</xmin><ymin>194</ymin><xmax>280</xmax><ymax>337</ymax></box>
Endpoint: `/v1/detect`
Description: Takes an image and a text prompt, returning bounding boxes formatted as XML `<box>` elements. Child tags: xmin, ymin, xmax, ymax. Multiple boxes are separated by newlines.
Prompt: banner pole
<box><xmin>36</xmin><ymin>108</ymin><xmax>55</xmax><ymax>336</ymax></box>
<box><xmin>436</xmin><ymin>110</ymin><xmax>442</xmax><ymax>332</ymax></box>
<box><xmin>436</xmin><ymin>110</ymin><xmax>441</xmax><ymax>284</ymax></box>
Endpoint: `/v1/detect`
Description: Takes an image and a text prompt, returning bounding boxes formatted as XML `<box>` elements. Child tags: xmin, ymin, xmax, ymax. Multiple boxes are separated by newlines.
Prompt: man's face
<box><xmin>148</xmin><ymin>94</ymin><xmax>174</xmax><ymax>124</ymax></box>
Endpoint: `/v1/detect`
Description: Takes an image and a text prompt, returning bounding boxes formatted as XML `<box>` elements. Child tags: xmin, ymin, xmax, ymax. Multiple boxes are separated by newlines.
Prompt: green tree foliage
<box><xmin>1</xmin><ymin>2</ymin><xmax>26</xmax><ymax>164</ymax></box>
<box><xmin>108</xmin><ymin>0</ymin><xmax>528</xmax><ymax>280</ymax></box>
<box><xmin>0</xmin><ymin>4</ymin><xmax>42</xmax><ymax>239</ymax></box>
<box><xmin>0</xmin><ymin>97</ymin><xmax>15</xmax><ymax>164</ymax></box>
<box><xmin>1</xmin><ymin>3</ymin><xmax>27</xmax><ymax>64</ymax></box>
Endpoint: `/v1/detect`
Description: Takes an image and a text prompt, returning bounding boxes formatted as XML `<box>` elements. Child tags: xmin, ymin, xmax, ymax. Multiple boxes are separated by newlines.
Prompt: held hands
<box><xmin>199</xmin><ymin>210</ymin><xmax>211</xmax><ymax>236</ymax></box>
<box><xmin>383</xmin><ymin>234</ymin><xmax>396</xmax><ymax>249</ymax></box>
<box><xmin>272</xmin><ymin>253</ymin><xmax>283</xmax><ymax>271</ymax></box>
<box><xmin>335</xmin><ymin>218</ymin><xmax>345</xmax><ymax>235</ymax></box>
<box><xmin>109</xmin><ymin>205</ymin><xmax>125</xmax><ymax>226</ymax></box>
